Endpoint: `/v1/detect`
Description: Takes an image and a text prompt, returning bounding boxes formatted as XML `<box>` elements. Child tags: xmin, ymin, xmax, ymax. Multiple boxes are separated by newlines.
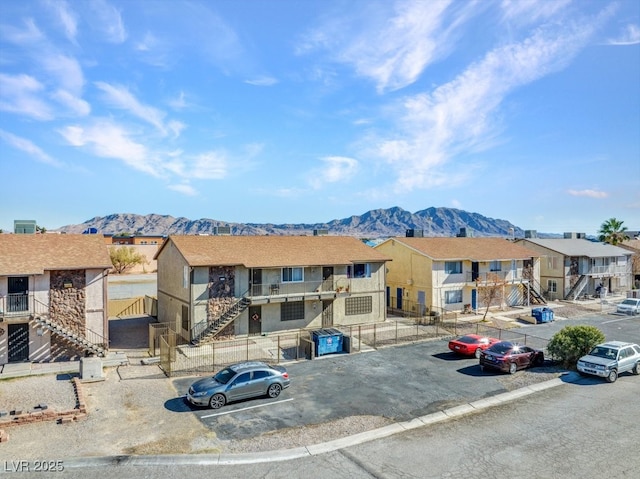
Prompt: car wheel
<box><xmin>267</xmin><ymin>383</ymin><xmax>282</xmax><ymax>398</ymax></box>
<box><xmin>633</xmin><ymin>363</ymin><xmax>640</xmax><ymax>375</ymax></box>
<box><xmin>209</xmin><ymin>393</ymin><xmax>226</xmax><ymax>409</ymax></box>
<box><xmin>606</xmin><ymin>369</ymin><xmax>618</xmax><ymax>383</ymax></box>
<box><xmin>533</xmin><ymin>353</ymin><xmax>545</xmax><ymax>367</ymax></box>
<box><xmin>475</xmin><ymin>348</ymin><xmax>482</xmax><ymax>359</ymax></box>
<box><xmin>509</xmin><ymin>362</ymin><xmax>517</xmax><ymax>374</ymax></box>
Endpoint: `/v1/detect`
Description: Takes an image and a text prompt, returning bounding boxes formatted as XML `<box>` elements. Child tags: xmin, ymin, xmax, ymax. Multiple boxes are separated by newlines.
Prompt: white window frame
<box><xmin>444</xmin><ymin>261</ymin><xmax>462</xmax><ymax>274</ymax></box>
<box><xmin>547</xmin><ymin>279</ymin><xmax>557</xmax><ymax>293</ymax></box>
<box><xmin>490</xmin><ymin>260</ymin><xmax>502</xmax><ymax>272</ymax></box>
<box><xmin>282</xmin><ymin>267</ymin><xmax>304</xmax><ymax>283</ymax></box>
<box><xmin>445</xmin><ymin>289</ymin><xmax>463</xmax><ymax>304</ymax></box>
<box><xmin>348</xmin><ymin>263</ymin><xmax>371</xmax><ymax>278</ymax></box>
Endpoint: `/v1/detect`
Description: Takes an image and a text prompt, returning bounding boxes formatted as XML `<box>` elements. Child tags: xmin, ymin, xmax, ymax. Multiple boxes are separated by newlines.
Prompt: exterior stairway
<box><xmin>34</xmin><ymin>316</ymin><xmax>106</xmax><ymax>357</ymax></box>
<box><xmin>565</xmin><ymin>275</ymin><xmax>588</xmax><ymax>300</ymax></box>
<box><xmin>191</xmin><ymin>297</ymin><xmax>251</xmax><ymax>345</ymax></box>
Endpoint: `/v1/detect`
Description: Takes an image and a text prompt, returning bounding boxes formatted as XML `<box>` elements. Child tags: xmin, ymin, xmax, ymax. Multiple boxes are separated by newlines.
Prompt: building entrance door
<box><xmin>248</xmin><ymin>306</ymin><xmax>262</xmax><ymax>335</ymax></box>
<box><xmin>8</xmin><ymin>323</ymin><xmax>30</xmax><ymax>362</ymax></box>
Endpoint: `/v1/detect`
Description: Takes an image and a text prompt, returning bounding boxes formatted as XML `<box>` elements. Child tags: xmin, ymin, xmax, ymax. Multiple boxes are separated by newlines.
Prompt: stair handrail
<box><xmin>33</xmin><ymin>296</ymin><xmax>108</xmax><ymax>350</ymax></box>
<box><xmin>190</xmin><ymin>289</ymin><xmax>250</xmax><ymax>342</ymax></box>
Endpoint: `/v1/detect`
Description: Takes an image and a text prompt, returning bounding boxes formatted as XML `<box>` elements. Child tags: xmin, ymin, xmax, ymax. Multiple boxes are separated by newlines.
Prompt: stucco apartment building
<box><xmin>155</xmin><ymin>235</ymin><xmax>390</xmax><ymax>343</ymax></box>
<box><xmin>0</xmin><ymin>234</ymin><xmax>111</xmax><ymax>365</ymax></box>
<box><xmin>517</xmin><ymin>233</ymin><xmax>633</xmax><ymax>300</ymax></box>
<box><xmin>375</xmin><ymin>237</ymin><xmax>543</xmax><ymax>315</ymax></box>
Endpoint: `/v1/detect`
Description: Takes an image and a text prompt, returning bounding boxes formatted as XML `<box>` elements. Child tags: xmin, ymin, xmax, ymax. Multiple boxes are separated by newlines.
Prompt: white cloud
<box><xmin>0</xmin><ymin>129</ymin><xmax>61</xmax><ymax>166</ymax></box>
<box><xmin>244</xmin><ymin>76</ymin><xmax>278</xmax><ymax>86</ymax></box>
<box><xmin>0</xmin><ymin>73</ymin><xmax>53</xmax><ymax>120</ymax></box>
<box><xmin>567</xmin><ymin>189</ymin><xmax>608</xmax><ymax>199</ymax></box>
<box><xmin>168</xmin><ymin>183</ymin><xmax>198</xmax><ymax>196</ymax></box>
<box><xmin>0</xmin><ymin>18</ymin><xmax>44</xmax><ymax>45</ymax></box>
<box><xmin>500</xmin><ymin>0</ymin><xmax>571</xmax><ymax>25</ymax></box>
<box><xmin>450</xmin><ymin>199</ymin><xmax>462</xmax><ymax>208</ymax></box>
<box><xmin>90</xmin><ymin>0</ymin><xmax>126</xmax><ymax>43</ymax></box>
<box><xmin>44</xmin><ymin>0</ymin><xmax>79</xmax><ymax>43</ymax></box>
<box><xmin>367</xmin><ymin>10</ymin><xmax>609</xmax><ymax>192</ymax></box>
<box><xmin>607</xmin><ymin>24</ymin><xmax>640</xmax><ymax>45</ymax></box>
<box><xmin>300</xmin><ymin>0</ymin><xmax>472</xmax><ymax>93</ymax></box>
<box><xmin>308</xmin><ymin>156</ymin><xmax>359</xmax><ymax>189</ymax></box>
<box><xmin>94</xmin><ymin>82</ymin><xmax>174</xmax><ymax>136</ymax></box>
<box><xmin>58</xmin><ymin>120</ymin><xmax>159</xmax><ymax>176</ymax></box>
<box><xmin>41</xmin><ymin>53</ymin><xmax>85</xmax><ymax>94</ymax></box>
<box><xmin>52</xmin><ymin>89</ymin><xmax>91</xmax><ymax>116</ymax></box>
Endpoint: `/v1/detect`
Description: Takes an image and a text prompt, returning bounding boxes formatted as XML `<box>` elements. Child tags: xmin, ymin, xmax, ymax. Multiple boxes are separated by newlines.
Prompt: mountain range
<box><xmin>56</xmin><ymin>206</ymin><xmax>539</xmax><ymax>239</ymax></box>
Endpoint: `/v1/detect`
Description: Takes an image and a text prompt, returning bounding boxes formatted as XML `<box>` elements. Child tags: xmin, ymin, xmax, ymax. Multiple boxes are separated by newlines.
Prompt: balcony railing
<box><xmin>584</xmin><ymin>265</ymin><xmax>629</xmax><ymax>276</ymax></box>
<box><xmin>249</xmin><ymin>279</ymin><xmax>347</xmax><ymax>298</ymax></box>
<box><xmin>0</xmin><ymin>293</ymin><xmax>49</xmax><ymax>318</ymax></box>
<box><xmin>465</xmin><ymin>271</ymin><xmax>524</xmax><ymax>283</ymax></box>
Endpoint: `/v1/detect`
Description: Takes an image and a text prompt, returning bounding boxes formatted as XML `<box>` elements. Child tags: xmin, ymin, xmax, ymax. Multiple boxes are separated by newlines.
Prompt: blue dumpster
<box><xmin>312</xmin><ymin>328</ymin><xmax>343</xmax><ymax>356</ymax></box>
<box><xmin>532</xmin><ymin>307</ymin><xmax>554</xmax><ymax>323</ymax></box>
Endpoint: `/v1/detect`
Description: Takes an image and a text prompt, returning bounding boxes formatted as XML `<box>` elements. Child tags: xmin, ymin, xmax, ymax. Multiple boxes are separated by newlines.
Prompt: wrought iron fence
<box><xmin>154</xmin><ymin>314</ymin><xmax>553</xmax><ymax>377</ymax></box>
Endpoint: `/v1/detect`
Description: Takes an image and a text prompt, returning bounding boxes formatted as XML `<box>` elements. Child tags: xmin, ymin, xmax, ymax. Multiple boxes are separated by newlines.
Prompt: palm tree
<box><xmin>598</xmin><ymin>218</ymin><xmax>629</xmax><ymax>245</ymax></box>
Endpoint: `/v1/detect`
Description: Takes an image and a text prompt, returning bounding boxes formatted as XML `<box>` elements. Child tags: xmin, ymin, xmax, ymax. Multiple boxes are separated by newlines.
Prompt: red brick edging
<box><xmin>0</xmin><ymin>377</ymin><xmax>88</xmax><ymax>436</ymax></box>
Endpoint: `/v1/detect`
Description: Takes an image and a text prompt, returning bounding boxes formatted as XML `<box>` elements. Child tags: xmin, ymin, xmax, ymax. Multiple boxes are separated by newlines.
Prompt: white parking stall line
<box><xmin>602</xmin><ymin>317</ymin><xmax>636</xmax><ymax>324</ymax></box>
<box><xmin>201</xmin><ymin>398</ymin><xmax>294</xmax><ymax>418</ymax></box>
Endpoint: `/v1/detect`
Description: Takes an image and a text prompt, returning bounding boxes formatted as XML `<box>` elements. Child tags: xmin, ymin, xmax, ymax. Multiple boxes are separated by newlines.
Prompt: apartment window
<box><xmin>444</xmin><ymin>261</ymin><xmax>462</xmax><ymax>274</ymax></box>
<box><xmin>281</xmin><ymin>301</ymin><xmax>304</xmax><ymax>321</ymax></box>
<box><xmin>345</xmin><ymin>296</ymin><xmax>373</xmax><ymax>315</ymax></box>
<box><xmin>547</xmin><ymin>280</ymin><xmax>557</xmax><ymax>293</ymax></box>
<box><xmin>282</xmin><ymin>267</ymin><xmax>303</xmax><ymax>282</ymax></box>
<box><xmin>348</xmin><ymin>263</ymin><xmax>371</xmax><ymax>278</ymax></box>
<box><xmin>490</xmin><ymin>261</ymin><xmax>502</xmax><ymax>272</ymax></box>
<box><xmin>183</xmin><ymin>266</ymin><xmax>189</xmax><ymax>289</ymax></box>
<box><xmin>445</xmin><ymin>289</ymin><xmax>463</xmax><ymax>304</ymax></box>
<box><xmin>547</xmin><ymin>257</ymin><xmax>558</xmax><ymax>270</ymax></box>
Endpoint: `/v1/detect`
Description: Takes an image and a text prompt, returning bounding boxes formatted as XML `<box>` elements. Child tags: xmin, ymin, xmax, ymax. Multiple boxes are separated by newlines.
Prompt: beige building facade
<box><xmin>0</xmin><ymin>234</ymin><xmax>111</xmax><ymax>365</ymax></box>
<box><xmin>155</xmin><ymin>235</ymin><xmax>390</xmax><ymax>342</ymax></box>
<box><xmin>375</xmin><ymin>237</ymin><xmax>543</xmax><ymax>315</ymax></box>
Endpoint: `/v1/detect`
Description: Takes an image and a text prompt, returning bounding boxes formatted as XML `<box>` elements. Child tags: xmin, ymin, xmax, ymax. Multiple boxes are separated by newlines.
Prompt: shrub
<box><xmin>547</xmin><ymin>325</ymin><xmax>605</xmax><ymax>368</ymax></box>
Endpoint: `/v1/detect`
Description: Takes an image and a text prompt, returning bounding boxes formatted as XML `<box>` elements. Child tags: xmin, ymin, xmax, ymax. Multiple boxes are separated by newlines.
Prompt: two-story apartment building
<box><xmin>0</xmin><ymin>234</ymin><xmax>111</xmax><ymax>365</ymax></box>
<box><xmin>154</xmin><ymin>235</ymin><xmax>390</xmax><ymax>343</ymax></box>
<box><xmin>374</xmin><ymin>237</ymin><xmax>542</xmax><ymax>314</ymax></box>
<box><xmin>517</xmin><ymin>233</ymin><xmax>633</xmax><ymax>300</ymax></box>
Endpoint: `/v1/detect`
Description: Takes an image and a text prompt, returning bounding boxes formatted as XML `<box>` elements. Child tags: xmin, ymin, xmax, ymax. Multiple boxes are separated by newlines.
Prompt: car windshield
<box><xmin>621</xmin><ymin>299</ymin><xmax>637</xmax><ymax>306</ymax></box>
<box><xmin>213</xmin><ymin>367</ymin><xmax>236</xmax><ymax>384</ymax></box>
<box><xmin>588</xmin><ymin>347</ymin><xmax>618</xmax><ymax>359</ymax></box>
<box><xmin>488</xmin><ymin>343</ymin><xmax>513</xmax><ymax>355</ymax></box>
<box><xmin>457</xmin><ymin>336</ymin><xmax>478</xmax><ymax>344</ymax></box>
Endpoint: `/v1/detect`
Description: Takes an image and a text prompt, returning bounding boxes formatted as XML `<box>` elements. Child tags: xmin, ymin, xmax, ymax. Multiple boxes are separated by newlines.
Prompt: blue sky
<box><xmin>1</xmin><ymin>0</ymin><xmax>639</xmax><ymax>235</ymax></box>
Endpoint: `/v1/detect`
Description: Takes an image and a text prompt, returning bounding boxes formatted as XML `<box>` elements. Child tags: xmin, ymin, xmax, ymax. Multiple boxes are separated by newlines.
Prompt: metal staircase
<box><xmin>33</xmin><ymin>316</ymin><xmax>107</xmax><ymax>357</ymax></box>
<box><xmin>565</xmin><ymin>275</ymin><xmax>588</xmax><ymax>300</ymax></box>
<box><xmin>191</xmin><ymin>297</ymin><xmax>251</xmax><ymax>345</ymax></box>
<box><xmin>522</xmin><ymin>280</ymin><xmax>547</xmax><ymax>305</ymax></box>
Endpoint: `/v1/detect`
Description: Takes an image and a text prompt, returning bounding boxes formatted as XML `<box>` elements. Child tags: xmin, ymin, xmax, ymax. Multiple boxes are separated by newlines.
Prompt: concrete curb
<box><xmin>56</xmin><ymin>371</ymin><xmax>581</xmax><ymax>470</ymax></box>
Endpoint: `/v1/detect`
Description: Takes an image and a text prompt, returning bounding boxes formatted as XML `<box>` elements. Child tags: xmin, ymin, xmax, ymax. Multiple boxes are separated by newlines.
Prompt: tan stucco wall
<box><xmin>156</xmin><ymin>241</ymin><xmax>190</xmax><ymax>332</ymax></box>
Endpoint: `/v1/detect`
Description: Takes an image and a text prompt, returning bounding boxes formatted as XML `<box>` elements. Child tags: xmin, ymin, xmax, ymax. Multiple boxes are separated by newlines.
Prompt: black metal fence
<box><xmin>154</xmin><ymin>316</ymin><xmax>552</xmax><ymax>377</ymax></box>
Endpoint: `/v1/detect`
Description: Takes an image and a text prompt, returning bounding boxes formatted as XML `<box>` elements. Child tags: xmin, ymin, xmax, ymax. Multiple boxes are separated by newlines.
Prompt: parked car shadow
<box><xmin>432</xmin><ymin>352</ymin><xmax>476</xmax><ymax>362</ymax></box>
<box><xmin>164</xmin><ymin>396</ymin><xmax>199</xmax><ymax>413</ymax></box>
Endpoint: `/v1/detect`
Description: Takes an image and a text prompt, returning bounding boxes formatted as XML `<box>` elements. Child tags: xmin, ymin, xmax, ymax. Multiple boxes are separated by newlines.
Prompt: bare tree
<box><xmin>477</xmin><ymin>273</ymin><xmax>508</xmax><ymax>321</ymax></box>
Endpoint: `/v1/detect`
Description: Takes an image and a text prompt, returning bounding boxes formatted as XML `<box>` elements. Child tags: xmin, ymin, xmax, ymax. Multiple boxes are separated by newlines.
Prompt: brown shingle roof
<box><xmin>157</xmin><ymin>235</ymin><xmax>391</xmax><ymax>267</ymax></box>
<box><xmin>387</xmin><ymin>237</ymin><xmax>540</xmax><ymax>261</ymax></box>
<box><xmin>0</xmin><ymin>234</ymin><xmax>112</xmax><ymax>275</ymax></box>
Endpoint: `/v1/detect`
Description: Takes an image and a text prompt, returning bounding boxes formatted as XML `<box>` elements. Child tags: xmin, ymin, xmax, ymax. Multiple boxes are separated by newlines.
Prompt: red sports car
<box><xmin>448</xmin><ymin>334</ymin><xmax>500</xmax><ymax>358</ymax></box>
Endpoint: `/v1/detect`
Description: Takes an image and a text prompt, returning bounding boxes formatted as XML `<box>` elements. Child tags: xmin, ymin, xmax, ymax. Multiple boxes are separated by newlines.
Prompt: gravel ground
<box><xmin>1</xmin><ymin>302</ymin><xmax>600</xmax><ymax>459</ymax></box>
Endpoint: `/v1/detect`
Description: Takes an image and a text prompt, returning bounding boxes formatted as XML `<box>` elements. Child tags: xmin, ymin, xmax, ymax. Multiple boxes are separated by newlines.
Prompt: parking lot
<box><xmin>166</xmin><ymin>310</ymin><xmax>640</xmax><ymax>442</ymax></box>
<box><xmin>170</xmin><ymin>338</ymin><xmax>553</xmax><ymax>441</ymax></box>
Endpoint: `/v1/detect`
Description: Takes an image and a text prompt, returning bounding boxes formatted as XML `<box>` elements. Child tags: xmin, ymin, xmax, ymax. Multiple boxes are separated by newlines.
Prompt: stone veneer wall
<box><xmin>207</xmin><ymin>266</ymin><xmax>236</xmax><ymax>329</ymax></box>
<box><xmin>50</xmin><ymin>269</ymin><xmax>86</xmax><ymax>333</ymax></box>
